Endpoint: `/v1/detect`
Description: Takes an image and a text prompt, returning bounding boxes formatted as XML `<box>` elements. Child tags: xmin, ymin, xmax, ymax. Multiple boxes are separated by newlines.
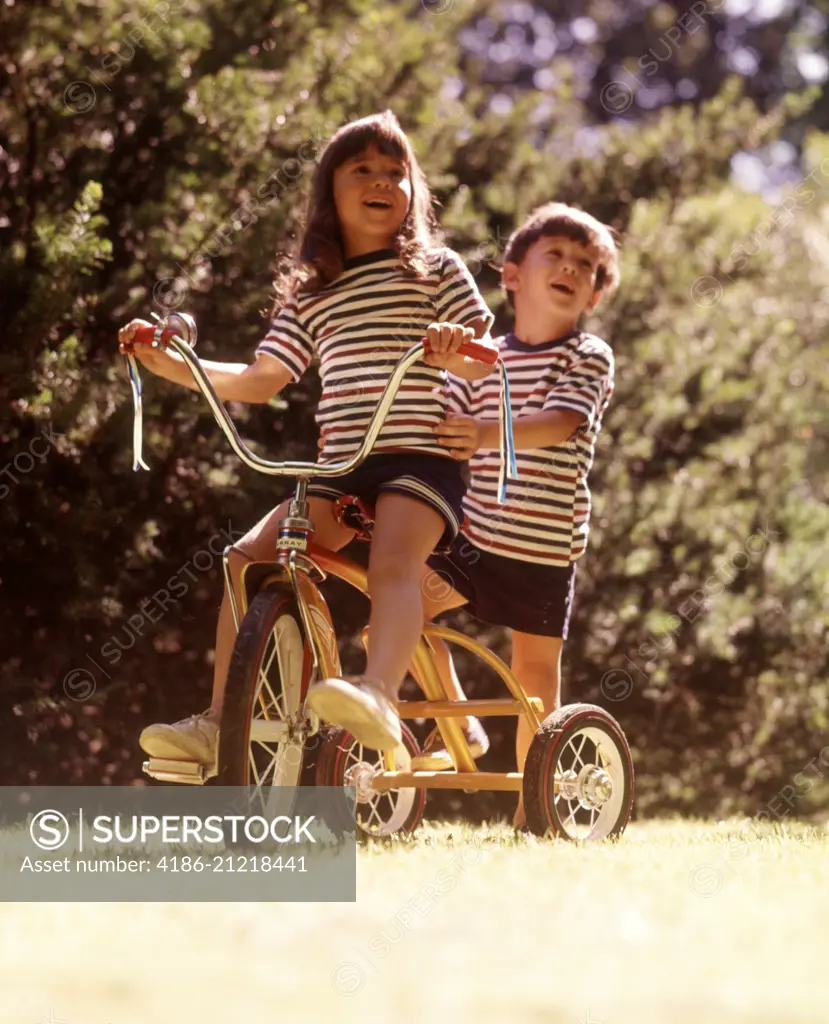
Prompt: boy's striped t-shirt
<box><xmin>254</xmin><ymin>247</ymin><xmax>494</xmax><ymax>462</ymax></box>
<box><xmin>449</xmin><ymin>331</ymin><xmax>614</xmax><ymax>567</ymax></box>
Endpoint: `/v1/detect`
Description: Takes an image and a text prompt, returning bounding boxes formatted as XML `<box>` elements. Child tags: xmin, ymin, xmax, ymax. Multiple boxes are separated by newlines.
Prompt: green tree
<box><xmin>1</xmin><ymin>0</ymin><xmax>825</xmax><ymax>820</ymax></box>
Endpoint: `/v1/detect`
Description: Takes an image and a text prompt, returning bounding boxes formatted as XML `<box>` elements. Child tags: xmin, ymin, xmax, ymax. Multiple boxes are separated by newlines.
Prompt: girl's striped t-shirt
<box><xmin>449</xmin><ymin>331</ymin><xmax>614</xmax><ymax>567</ymax></box>
<box><xmin>255</xmin><ymin>247</ymin><xmax>494</xmax><ymax>462</ymax></box>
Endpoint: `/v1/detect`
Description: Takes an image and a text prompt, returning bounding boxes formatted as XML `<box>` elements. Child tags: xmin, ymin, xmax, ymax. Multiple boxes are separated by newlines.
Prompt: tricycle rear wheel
<box><xmin>315</xmin><ymin>723</ymin><xmax>427</xmax><ymax>842</ymax></box>
<box><xmin>523</xmin><ymin>702</ymin><xmax>634</xmax><ymax>840</ymax></box>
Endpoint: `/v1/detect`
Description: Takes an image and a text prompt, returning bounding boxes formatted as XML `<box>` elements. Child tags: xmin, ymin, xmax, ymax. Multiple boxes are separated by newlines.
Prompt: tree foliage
<box><xmin>1</xmin><ymin>0</ymin><xmax>826</xmax><ymax>820</ymax></box>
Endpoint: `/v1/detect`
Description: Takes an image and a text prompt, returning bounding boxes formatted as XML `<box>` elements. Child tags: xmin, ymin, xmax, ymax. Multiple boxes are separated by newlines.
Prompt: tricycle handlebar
<box><xmin>123</xmin><ymin>314</ymin><xmax>516</xmax><ymax>495</ymax></box>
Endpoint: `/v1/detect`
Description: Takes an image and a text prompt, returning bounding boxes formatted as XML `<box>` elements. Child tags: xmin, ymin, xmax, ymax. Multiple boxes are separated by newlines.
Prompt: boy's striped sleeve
<box><xmin>542</xmin><ymin>340</ymin><xmax>614</xmax><ymax>431</ymax></box>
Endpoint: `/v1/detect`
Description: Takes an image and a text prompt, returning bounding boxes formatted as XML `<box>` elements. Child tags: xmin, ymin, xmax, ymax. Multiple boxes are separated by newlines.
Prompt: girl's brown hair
<box><xmin>270</xmin><ymin>110</ymin><xmax>441</xmax><ymax>312</ymax></box>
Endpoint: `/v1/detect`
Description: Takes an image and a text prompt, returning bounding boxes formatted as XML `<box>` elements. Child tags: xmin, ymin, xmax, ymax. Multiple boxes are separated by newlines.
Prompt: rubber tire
<box><xmin>315</xmin><ymin>722</ymin><xmax>427</xmax><ymax>843</ymax></box>
<box><xmin>523</xmin><ymin>702</ymin><xmax>634</xmax><ymax>841</ymax></box>
<box><xmin>216</xmin><ymin>586</ymin><xmax>315</xmax><ymax>787</ymax></box>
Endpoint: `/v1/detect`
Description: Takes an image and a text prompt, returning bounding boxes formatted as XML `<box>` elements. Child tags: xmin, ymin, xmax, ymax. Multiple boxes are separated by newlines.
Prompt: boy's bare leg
<box><xmin>511</xmin><ymin>631</ymin><xmax>563</xmax><ymax>829</ymax></box>
<box><xmin>210</xmin><ymin>495</ymin><xmax>355</xmax><ymax>714</ymax></box>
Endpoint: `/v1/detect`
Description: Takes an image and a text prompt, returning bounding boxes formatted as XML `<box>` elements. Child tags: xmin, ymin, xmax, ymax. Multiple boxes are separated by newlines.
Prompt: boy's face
<box><xmin>503</xmin><ymin>233</ymin><xmax>601</xmax><ymax>321</ymax></box>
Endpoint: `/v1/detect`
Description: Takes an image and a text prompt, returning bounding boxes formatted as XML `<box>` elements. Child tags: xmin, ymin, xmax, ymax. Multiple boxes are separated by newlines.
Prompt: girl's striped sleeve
<box><xmin>255</xmin><ymin>300</ymin><xmax>314</xmax><ymax>382</ymax></box>
<box><xmin>435</xmin><ymin>249</ymin><xmax>494</xmax><ymax>332</ymax></box>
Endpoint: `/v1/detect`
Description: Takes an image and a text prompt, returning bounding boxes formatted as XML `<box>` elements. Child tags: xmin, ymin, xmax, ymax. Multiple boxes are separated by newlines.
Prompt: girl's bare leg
<box><xmin>363</xmin><ymin>493</ymin><xmax>447</xmax><ymax>699</ymax></box>
<box><xmin>139</xmin><ymin>496</ymin><xmax>355</xmax><ymax>763</ymax></box>
<box><xmin>211</xmin><ymin>496</ymin><xmax>355</xmax><ymax>714</ymax></box>
<box><xmin>416</xmin><ymin>567</ymin><xmax>469</xmax><ymax>714</ymax></box>
<box><xmin>304</xmin><ymin>493</ymin><xmax>449</xmax><ymax>749</ymax></box>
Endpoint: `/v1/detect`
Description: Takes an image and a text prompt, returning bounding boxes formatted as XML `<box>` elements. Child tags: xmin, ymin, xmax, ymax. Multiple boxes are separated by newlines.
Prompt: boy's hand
<box><xmin>423</xmin><ymin>322</ymin><xmax>475</xmax><ymax>369</ymax></box>
<box><xmin>434</xmin><ymin>415</ymin><xmax>481</xmax><ymax>460</ymax></box>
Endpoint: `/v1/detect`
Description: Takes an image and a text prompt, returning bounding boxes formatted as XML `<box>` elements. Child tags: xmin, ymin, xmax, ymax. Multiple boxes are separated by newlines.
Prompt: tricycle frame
<box><xmin>230</xmin><ymin>529</ymin><xmax>546</xmax><ymax>795</ymax></box>
<box><xmin>127</xmin><ymin>312</ymin><xmax>634</xmax><ymax>839</ymax></box>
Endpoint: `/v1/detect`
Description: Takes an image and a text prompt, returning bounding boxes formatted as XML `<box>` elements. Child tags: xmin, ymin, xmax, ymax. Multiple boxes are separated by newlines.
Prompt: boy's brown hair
<box><xmin>502</xmin><ymin>202</ymin><xmax>621</xmax><ymax>309</ymax></box>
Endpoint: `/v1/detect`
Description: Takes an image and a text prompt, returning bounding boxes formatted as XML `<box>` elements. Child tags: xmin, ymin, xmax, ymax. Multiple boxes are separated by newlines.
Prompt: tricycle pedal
<box><xmin>142</xmin><ymin>757</ymin><xmax>215</xmax><ymax>785</ymax></box>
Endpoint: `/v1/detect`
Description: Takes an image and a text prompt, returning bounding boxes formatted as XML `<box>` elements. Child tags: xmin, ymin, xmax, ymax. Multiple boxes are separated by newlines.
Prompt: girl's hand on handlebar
<box><xmin>423</xmin><ymin>322</ymin><xmax>475</xmax><ymax>369</ymax></box>
<box><xmin>118</xmin><ymin>319</ymin><xmax>172</xmax><ymax>373</ymax></box>
<box><xmin>118</xmin><ymin>319</ymin><xmax>153</xmax><ymax>355</ymax></box>
<box><xmin>433</xmin><ymin>415</ymin><xmax>481</xmax><ymax>460</ymax></box>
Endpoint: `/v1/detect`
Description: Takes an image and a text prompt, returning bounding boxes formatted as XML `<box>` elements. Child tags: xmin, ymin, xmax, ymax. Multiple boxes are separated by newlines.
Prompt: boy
<box><xmin>414</xmin><ymin>201</ymin><xmax>621</xmax><ymax>830</ymax></box>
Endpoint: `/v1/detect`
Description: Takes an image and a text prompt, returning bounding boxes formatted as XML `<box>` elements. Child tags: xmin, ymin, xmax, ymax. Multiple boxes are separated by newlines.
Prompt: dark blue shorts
<box><xmin>307</xmin><ymin>452</ymin><xmax>465</xmax><ymax>553</ymax></box>
<box><xmin>426</xmin><ymin>534</ymin><xmax>577</xmax><ymax>638</ymax></box>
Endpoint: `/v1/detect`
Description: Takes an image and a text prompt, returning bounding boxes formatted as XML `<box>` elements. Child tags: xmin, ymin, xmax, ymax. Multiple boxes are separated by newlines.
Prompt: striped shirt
<box><xmin>449</xmin><ymin>331</ymin><xmax>614</xmax><ymax>567</ymax></box>
<box><xmin>255</xmin><ymin>247</ymin><xmax>494</xmax><ymax>461</ymax></box>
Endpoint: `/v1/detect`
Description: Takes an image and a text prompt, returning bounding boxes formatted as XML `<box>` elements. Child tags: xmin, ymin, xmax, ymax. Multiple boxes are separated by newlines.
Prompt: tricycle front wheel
<box><xmin>216</xmin><ymin>587</ymin><xmax>314</xmax><ymax>792</ymax></box>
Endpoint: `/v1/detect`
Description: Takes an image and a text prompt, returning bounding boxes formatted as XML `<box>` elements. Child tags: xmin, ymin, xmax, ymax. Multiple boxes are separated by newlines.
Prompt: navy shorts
<box><xmin>307</xmin><ymin>452</ymin><xmax>465</xmax><ymax>553</ymax></box>
<box><xmin>426</xmin><ymin>535</ymin><xmax>577</xmax><ymax>638</ymax></box>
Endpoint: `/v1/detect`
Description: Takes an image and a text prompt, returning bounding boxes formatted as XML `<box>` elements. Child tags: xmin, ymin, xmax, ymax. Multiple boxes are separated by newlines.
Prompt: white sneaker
<box><xmin>306</xmin><ymin>676</ymin><xmax>402</xmax><ymax>751</ymax></box>
<box><xmin>139</xmin><ymin>708</ymin><xmax>218</xmax><ymax>766</ymax></box>
<box><xmin>410</xmin><ymin>717</ymin><xmax>490</xmax><ymax>771</ymax></box>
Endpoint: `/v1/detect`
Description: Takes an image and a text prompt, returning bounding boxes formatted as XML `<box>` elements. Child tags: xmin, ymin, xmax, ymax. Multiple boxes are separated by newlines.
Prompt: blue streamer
<box><xmin>496</xmin><ymin>358</ymin><xmax>518</xmax><ymax>504</ymax></box>
<box><xmin>126</xmin><ymin>354</ymin><xmax>150</xmax><ymax>472</ymax></box>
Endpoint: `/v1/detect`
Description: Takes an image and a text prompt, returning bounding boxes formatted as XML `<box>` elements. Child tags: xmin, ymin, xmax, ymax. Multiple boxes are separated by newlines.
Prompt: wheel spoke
<box><xmin>258</xmin><ymin>639</ymin><xmax>287</xmax><ymax>721</ymax></box>
<box><xmin>248</xmin><ymin>752</ymin><xmax>269</xmax><ymax>815</ymax></box>
<box><xmin>248</xmin><ymin>750</ymin><xmax>261</xmax><ymax>785</ymax></box>
<box><xmin>257</xmin><ymin>637</ymin><xmax>278</xmax><ymax>698</ymax></box>
<box><xmin>251</xmin><ymin>748</ymin><xmax>278</xmax><ymax>790</ymax></box>
<box><xmin>572</xmin><ymin>733</ymin><xmax>589</xmax><ymax>769</ymax></box>
<box><xmin>332</xmin><ymin>735</ymin><xmax>417</xmax><ymax>838</ymax></box>
<box><xmin>253</xmin><ymin>740</ymin><xmax>281</xmax><ymax>777</ymax></box>
<box><xmin>542</xmin><ymin>723</ymin><xmax>632</xmax><ymax>840</ymax></box>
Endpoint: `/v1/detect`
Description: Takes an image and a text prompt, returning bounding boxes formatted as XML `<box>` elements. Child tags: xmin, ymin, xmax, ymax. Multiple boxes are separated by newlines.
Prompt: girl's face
<box><xmin>332</xmin><ymin>143</ymin><xmax>412</xmax><ymax>255</ymax></box>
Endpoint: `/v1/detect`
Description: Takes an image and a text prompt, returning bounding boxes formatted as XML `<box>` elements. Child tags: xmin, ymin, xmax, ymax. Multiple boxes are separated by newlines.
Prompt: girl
<box><xmin>120</xmin><ymin>110</ymin><xmax>496</xmax><ymax>763</ymax></box>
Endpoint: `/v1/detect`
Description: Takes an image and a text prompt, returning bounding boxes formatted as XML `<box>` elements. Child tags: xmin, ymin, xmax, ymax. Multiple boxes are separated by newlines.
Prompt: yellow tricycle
<box><xmin>124</xmin><ymin>313</ymin><xmax>634</xmax><ymax>841</ymax></box>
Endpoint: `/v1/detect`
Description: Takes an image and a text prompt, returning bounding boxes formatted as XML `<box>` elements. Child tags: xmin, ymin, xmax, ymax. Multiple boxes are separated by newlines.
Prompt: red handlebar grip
<box><xmin>458</xmin><ymin>339</ymin><xmax>499</xmax><ymax>365</ymax></box>
<box><xmin>132</xmin><ymin>325</ymin><xmax>175</xmax><ymax>348</ymax></box>
<box><xmin>422</xmin><ymin>337</ymin><xmax>498</xmax><ymax>366</ymax></box>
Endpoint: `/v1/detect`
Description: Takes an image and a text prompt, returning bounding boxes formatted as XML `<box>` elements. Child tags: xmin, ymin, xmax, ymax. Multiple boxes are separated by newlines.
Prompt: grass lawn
<box><xmin>4</xmin><ymin>817</ymin><xmax>828</xmax><ymax>1024</ymax></box>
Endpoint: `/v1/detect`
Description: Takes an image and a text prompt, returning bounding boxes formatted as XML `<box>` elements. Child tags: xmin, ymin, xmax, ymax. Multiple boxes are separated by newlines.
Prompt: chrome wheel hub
<box><xmin>579</xmin><ymin>765</ymin><xmax>613</xmax><ymax>809</ymax></box>
<box><xmin>558</xmin><ymin>765</ymin><xmax>613</xmax><ymax>809</ymax></box>
<box><xmin>344</xmin><ymin>761</ymin><xmax>376</xmax><ymax>804</ymax></box>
